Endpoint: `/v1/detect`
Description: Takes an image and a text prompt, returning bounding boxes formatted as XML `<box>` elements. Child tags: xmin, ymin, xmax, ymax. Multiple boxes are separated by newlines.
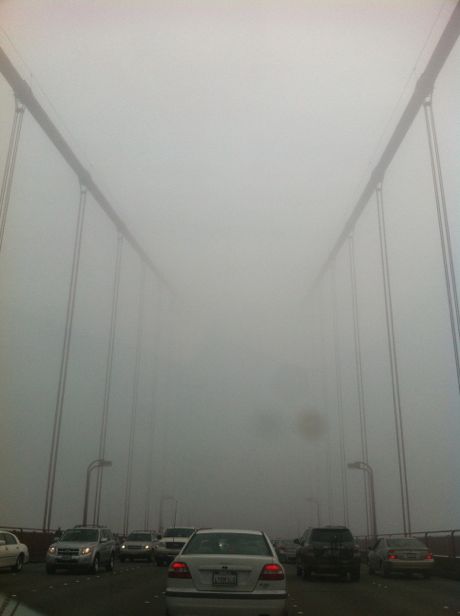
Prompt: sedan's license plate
<box><xmin>406</xmin><ymin>553</ymin><xmax>416</xmax><ymax>559</ymax></box>
<box><xmin>212</xmin><ymin>571</ymin><xmax>237</xmax><ymax>585</ymax></box>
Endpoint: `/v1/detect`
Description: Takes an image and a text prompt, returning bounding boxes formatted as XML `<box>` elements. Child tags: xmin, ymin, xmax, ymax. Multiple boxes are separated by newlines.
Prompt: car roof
<box><xmin>194</xmin><ymin>529</ymin><xmax>264</xmax><ymax>536</ymax></box>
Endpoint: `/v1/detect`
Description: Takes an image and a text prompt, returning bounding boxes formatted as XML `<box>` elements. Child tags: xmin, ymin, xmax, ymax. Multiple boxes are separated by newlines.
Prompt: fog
<box><xmin>0</xmin><ymin>0</ymin><xmax>459</xmax><ymax>540</ymax></box>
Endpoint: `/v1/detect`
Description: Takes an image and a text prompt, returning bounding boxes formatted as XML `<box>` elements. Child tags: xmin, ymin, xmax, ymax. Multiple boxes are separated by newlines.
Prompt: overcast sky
<box><xmin>0</xmin><ymin>1</ymin><xmax>459</xmax><ymax>537</ymax></box>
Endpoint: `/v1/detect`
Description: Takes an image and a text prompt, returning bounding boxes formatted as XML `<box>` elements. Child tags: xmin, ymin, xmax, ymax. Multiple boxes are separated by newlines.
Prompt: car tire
<box><xmin>351</xmin><ymin>569</ymin><xmax>361</xmax><ymax>582</ymax></box>
<box><xmin>422</xmin><ymin>572</ymin><xmax>431</xmax><ymax>580</ymax></box>
<box><xmin>12</xmin><ymin>554</ymin><xmax>24</xmax><ymax>572</ymax></box>
<box><xmin>382</xmin><ymin>563</ymin><xmax>390</xmax><ymax>578</ymax></box>
<box><xmin>120</xmin><ymin>556</ymin><xmax>126</xmax><ymax>563</ymax></box>
<box><xmin>368</xmin><ymin>563</ymin><xmax>375</xmax><ymax>575</ymax></box>
<box><xmin>296</xmin><ymin>562</ymin><xmax>302</xmax><ymax>577</ymax></box>
<box><xmin>106</xmin><ymin>553</ymin><xmax>114</xmax><ymax>572</ymax></box>
<box><xmin>302</xmin><ymin>567</ymin><xmax>311</xmax><ymax>580</ymax></box>
<box><xmin>91</xmin><ymin>555</ymin><xmax>100</xmax><ymax>574</ymax></box>
<box><xmin>46</xmin><ymin>565</ymin><xmax>56</xmax><ymax>575</ymax></box>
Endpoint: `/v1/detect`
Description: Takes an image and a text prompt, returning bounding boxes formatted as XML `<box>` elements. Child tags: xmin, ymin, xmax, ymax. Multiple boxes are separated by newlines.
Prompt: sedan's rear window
<box><xmin>183</xmin><ymin>532</ymin><xmax>271</xmax><ymax>556</ymax></box>
<box><xmin>310</xmin><ymin>529</ymin><xmax>353</xmax><ymax>543</ymax></box>
<box><xmin>387</xmin><ymin>538</ymin><xmax>426</xmax><ymax>549</ymax></box>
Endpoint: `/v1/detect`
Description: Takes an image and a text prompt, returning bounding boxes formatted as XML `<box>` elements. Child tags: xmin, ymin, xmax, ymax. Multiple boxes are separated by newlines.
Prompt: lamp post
<box><xmin>306</xmin><ymin>497</ymin><xmax>321</xmax><ymax>526</ymax></box>
<box><xmin>82</xmin><ymin>459</ymin><xmax>112</xmax><ymax>526</ymax></box>
<box><xmin>347</xmin><ymin>461</ymin><xmax>377</xmax><ymax>540</ymax></box>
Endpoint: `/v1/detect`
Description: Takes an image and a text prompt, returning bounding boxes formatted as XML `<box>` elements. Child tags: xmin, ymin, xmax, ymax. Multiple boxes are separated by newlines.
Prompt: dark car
<box><xmin>296</xmin><ymin>526</ymin><xmax>360</xmax><ymax>581</ymax></box>
<box><xmin>273</xmin><ymin>539</ymin><xmax>298</xmax><ymax>564</ymax></box>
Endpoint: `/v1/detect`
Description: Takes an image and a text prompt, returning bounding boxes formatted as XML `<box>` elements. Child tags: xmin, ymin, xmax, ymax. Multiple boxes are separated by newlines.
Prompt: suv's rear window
<box><xmin>310</xmin><ymin>529</ymin><xmax>353</xmax><ymax>543</ymax></box>
<box><xmin>61</xmin><ymin>529</ymin><xmax>99</xmax><ymax>542</ymax></box>
<box><xmin>164</xmin><ymin>528</ymin><xmax>194</xmax><ymax>538</ymax></box>
<box><xmin>183</xmin><ymin>532</ymin><xmax>271</xmax><ymax>556</ymax></box>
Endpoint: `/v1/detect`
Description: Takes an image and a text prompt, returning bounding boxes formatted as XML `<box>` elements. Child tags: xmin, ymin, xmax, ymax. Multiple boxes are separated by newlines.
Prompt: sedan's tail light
<box><xmin>260</xmin><ymin>563</ymin><xmax>285</xmax><ymax>580</ymax></box>
<box><xmin>424</xmin><ymin>553</ymin><xmax>434</xmax><ymax>561</ymax></box>
<box><xmin>387</xmin><ymin>550</ymin><xmax>398</xmax><ymax>560</ymax></box>
<box><xmin>168</xmin><ymin>561</ymin><xmax>191</xmax><ymax>578</ymax></box>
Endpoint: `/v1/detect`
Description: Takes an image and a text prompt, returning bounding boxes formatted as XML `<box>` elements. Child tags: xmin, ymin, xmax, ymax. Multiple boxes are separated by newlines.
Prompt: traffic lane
<box><xmin>0</xmin><ymin>561</ymin><xmax>168</xmax><ymax>616</ymax></box>
<box><xmin>285</xmin><ymin>565</ymin><xmax>460</xmax><ymax>616</ymax></box>
<box><xmin>3</xmin><ymin>562</ymin><xmax>460</xmax><ymax>616</ymax></box>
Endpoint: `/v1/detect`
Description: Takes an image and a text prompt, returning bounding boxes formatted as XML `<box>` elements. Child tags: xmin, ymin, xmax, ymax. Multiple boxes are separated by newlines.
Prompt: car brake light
<box><xmin>424</xmin><ymin>553</ymin><xmax>433</xmax><ymax>560</ymax></box>
<box><xmin>168</xmin><ymin>561</ymin><xmax>191</xmax><ymax>578</ymax></box>
<box><xmin>387</xmin><ymin>550</ymin><xmax>398</xmax><ymax>560</ymax></box>
<box><xmin>260</xmin><ymin>563</ymin><xmax>285</xmax><ymax>580</ymax></box>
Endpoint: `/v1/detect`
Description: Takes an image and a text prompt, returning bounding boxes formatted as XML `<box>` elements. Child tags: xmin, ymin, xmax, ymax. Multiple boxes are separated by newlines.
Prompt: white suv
<box><xmin>154</xmin><ymin>527</ymin><xmax>195</xmax><ymax>566</ymax></box>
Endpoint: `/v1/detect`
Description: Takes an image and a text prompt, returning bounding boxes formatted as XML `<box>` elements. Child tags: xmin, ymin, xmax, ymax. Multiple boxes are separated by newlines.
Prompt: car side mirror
<box><xmin>293</xmin><ymin>538</ymin><xmax>300</xmax><ymax>545</ymax></box>
<box><xmin>101</xmin><ymin>537</ymin><xmax>108</xmax><ymax>543</ymax></box>
<box><xmin>0</xmin><ymin>540</ymin><xmax>5</xmax><ymax>546</ymax></box>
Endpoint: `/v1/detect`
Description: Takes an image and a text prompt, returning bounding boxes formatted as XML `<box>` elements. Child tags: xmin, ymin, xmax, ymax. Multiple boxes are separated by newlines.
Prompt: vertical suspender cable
<box><xmin>376</xmin><ymin>183</ymin><xmax>411</xmax><ymax>535</ymax></box>
<box><xmin>42</xmin><ymin>183</ymin><xmax>87</xmax><ymax>531</ymax></box>
<box><xmin>93</xmin><ymin>232</ymin><xmax>123</xmax><ymax>525</ymax></box>
<box><xmin>144</xmin><ymin>287</ymin><xmax>163</xmax><ymax>530</ymax></box>
<box><xmin>423</xmin><ymin>94</ymin><xmax>460</xmax><ymax>394</ymax></box>
<box><xmin>0</xmin><ymin>97</ymin><xmax>25</xmax><ymax>253</ymax></box>
<box><xmin>123</xmin><ymin>262</ymin><xmax>146</xmax><ymax>535</ymax></box>
<box><xmin>317</xmin><ymin>284</ymin><xmax>333</xmax><ymax>523</ymax></box>
<box><xmin>331</xmin><ymin>263</ymin><xmax>349</xmax><ymax>526</ymax></box>
<box><xmin>348</xmin><ymin>234</ymin><xmax>370</xmax><ymax>536</ymax></box>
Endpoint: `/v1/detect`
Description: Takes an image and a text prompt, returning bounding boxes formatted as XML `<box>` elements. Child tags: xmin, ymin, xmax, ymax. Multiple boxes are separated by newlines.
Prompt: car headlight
<box><xmin>144</xmin><ymin>545</ymin><xmax>150</xmax><ymax>550</ymax></box>
<box><xmin>47</xmin><ymin>545</ymin><xmax>56</xmax><ymax>555</ymax></box>
<box><xmin>121</xmin><ymin>544</ymin><xmax>126</xmax><ymax>549</ymax></box>
<box><xmin>80</xmin><ymin>547</ymin><xmax>92</xmax><ymax>556</ymax></box>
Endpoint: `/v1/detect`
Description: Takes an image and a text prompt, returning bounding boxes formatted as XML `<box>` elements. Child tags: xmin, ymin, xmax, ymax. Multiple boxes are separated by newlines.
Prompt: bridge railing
<box><xmin>0</xmin><ymin>526</ymin><xmax>56</xmax><ymax>562</ymax></box>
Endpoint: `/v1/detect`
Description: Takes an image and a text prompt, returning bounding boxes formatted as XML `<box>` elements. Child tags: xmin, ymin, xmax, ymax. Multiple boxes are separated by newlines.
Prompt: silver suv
<box><xmin>120</xmin><ymin>530</ymin><xmax>160</xmax><ymax>562</ymax></box>
<box><xmin>46</xmin><ymin>526</ymin><xmax>115</xmax><ymax>574</ymax></box>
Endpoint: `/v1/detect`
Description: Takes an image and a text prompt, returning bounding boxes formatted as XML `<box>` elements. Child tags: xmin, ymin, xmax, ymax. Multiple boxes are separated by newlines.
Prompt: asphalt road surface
<box><xmin>0</xmin><ymin>562</ymin><xmax>459</xmax><ymax>615</ymax></box>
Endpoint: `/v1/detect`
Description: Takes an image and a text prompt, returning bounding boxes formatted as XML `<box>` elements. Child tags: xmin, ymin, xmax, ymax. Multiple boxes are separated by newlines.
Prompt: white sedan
<box><xmin>165</xmin><ymin>528</ymin><xmax>288</xmax><ymax>616</ymax></box>
<box><xmin>0</xmin><ymin>530</ymin><xmax>29</xmax><ymax>572</ymax></box>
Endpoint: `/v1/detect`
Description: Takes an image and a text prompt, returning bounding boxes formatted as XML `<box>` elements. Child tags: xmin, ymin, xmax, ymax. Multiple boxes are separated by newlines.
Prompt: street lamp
<box><xmin>82</xmin><ymin>459</ymin><xmax>112</xmax><ymax>526</ymax></box>
<box><xmin>347</xmin><ymin>461</ymin><xmax>377</xmax><ymax>540</ymax></box>
<box><xmin>306</xmin><ymin>497</ymin><xmax>321</xmax><ymax>526</ymax></box>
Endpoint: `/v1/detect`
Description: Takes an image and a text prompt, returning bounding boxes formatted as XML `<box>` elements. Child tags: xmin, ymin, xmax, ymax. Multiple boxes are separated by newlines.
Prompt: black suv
<box><xmin>296</xmin><ymin>526</ymin><xmax>360</xmax><ymax>581</ymax></box>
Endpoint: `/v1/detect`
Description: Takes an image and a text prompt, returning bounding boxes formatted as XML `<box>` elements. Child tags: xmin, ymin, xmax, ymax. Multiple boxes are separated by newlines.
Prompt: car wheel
<box><xmin>351</xmin><ymin>569</ymin><xmax>361</xmax><ymax>582</ymax></box>
<box><xmin>12</xmin><ymin>554</ymin><xmax>24</xmax><ymax>572</ymax></box>
<box><xmin>106</xmin><ymin>553</ymin><xmax>114</xmax><ymax>572</ymax></box>
<box><xmin>368</xmin><ymin>563</ymin><xmax>375</xmax><ymax>575</ymax></box>
<box><xmin>91</xmin><ymin>555</ymin><xmax>100</xmax><ymax>574</ymax></box>
<box><xmin>422</xmin><ymin>572</ymin><xmax>431</xmax><ymax>580</ymax></box>
<box><xmin>296</xmin><ymin>562</ymin><xmax>302</xmax><ymax>577</ymax></box>
<box><xmin>120</xmin><ymin>556</ymin><xmax>126</xmax><ymax>563</ymax></box>
<box><xmin>382</xmin><ymin>563</ymin><xmax>390</xmax><ymax>578</ymax></box>
<box><xmin>302</xmin><ymin>567</ymin><xmax>311</xmax><ymax>580</ymax></box>
<box><xmin>46</xmin><ymin>565</ymin><xmax>56</xmax><ymax>575</ymax></box>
